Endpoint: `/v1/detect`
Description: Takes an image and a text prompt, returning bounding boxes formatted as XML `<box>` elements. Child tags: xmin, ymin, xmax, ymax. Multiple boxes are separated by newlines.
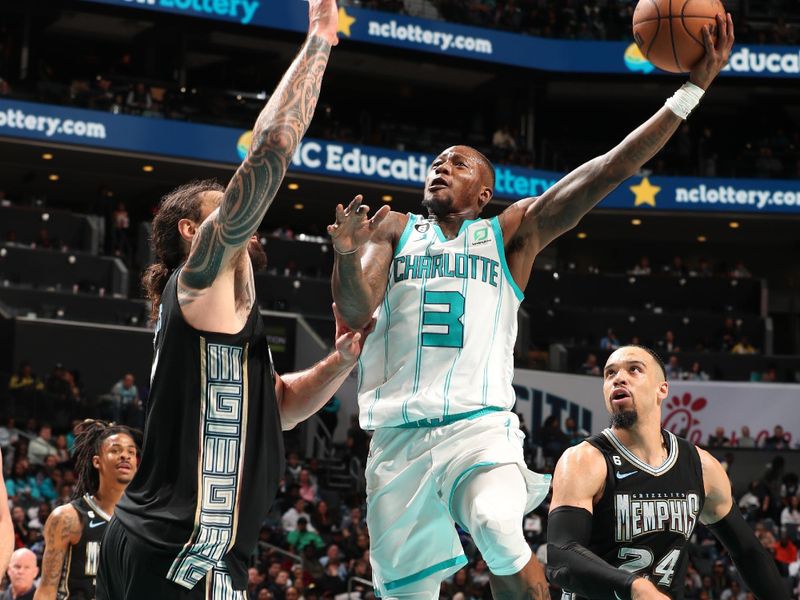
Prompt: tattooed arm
<box><xmin>34</xmin><ymin>505</ymin><xmax>82</xmax><ymax>600</ymax></box>
<box><xmin>177</xmin><ymin>0</ymin><xmax>339</xmax><ymax>314</ymax></box>
<box><xmin>499</xmin><ymin>14</ymin><xmax>734</xmax><ymax>292</ymax></box>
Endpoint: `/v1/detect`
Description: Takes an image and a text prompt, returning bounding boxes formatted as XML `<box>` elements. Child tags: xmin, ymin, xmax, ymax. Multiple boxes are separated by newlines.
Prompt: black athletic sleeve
<box><xmin>706</xmin><ymin>505</ymin><xmax>791</xmax><ymax>600</ymax></box>
<box><xmin>547</xmin><ymin>506</ymin><xmax>638</xmax><ymax>600</ymax></box>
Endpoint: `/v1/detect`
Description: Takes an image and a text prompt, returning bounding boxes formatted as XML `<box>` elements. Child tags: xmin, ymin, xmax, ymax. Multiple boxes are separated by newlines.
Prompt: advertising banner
<box><xmin>2</xmin><ymin>98</ymin><xmax>799</xmax><ymax>214</ymax></box>
<box><xmin>513</xmin><ymin>369</ymin><xmax>800</xmax><ymax>447</ymax></box>
<box><xmin>79</xmin><ymin>0</ymin><xmax>800</xmax><ymax>78</ymax></box>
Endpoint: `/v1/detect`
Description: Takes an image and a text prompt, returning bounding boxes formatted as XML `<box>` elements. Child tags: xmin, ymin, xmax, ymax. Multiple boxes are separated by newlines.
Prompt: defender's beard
<box><xmin>611</xmin><ymin>409</ymin><xmax>638</xmax><ymax>430</ymax></box>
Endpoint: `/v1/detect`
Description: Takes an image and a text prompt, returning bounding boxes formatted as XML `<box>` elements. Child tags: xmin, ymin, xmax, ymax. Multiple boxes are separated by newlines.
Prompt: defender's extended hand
<box><xmin>690</xmin><ymin>13</ymin><xmax>734</xmax><ymax>90</ymax></box>
<box><xmin>333</xmin><ymin>303</ymin><xmax>375</xmax><ymax>364</ymax></box>
<box><xmin>327</xmin><ymin>195</ymin><xmax>390</xmax><ymax>254</ymax></box>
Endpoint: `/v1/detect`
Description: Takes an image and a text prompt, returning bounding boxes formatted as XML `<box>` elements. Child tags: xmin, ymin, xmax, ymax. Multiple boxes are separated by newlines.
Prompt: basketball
<box><xmin>632</xmin><ymin>0</ymin><xmax>725</xmax><ymax>73</ymax></box>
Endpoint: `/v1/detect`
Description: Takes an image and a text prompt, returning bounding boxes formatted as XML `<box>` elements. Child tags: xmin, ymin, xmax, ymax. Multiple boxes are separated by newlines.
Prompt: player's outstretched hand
<box><xmin>631</xmin><ymin>578</ymin><xmax>671</xmax><ymax>600</ymax></box>
<box><xmin>327</xmin><ymin>194</ymin><xmax>391</xmax><ymax>255</ymax></box>
<box><xmin>689</xmin><ymin>12</ymin><xmax>734</xmax><ymax>90</ymax></box>
<box><xmin>332</xmin><ymin>303</ymin><xmax>375</xmax><ymax>364</ymax></box>
<box><xmin>308</xmin><ymin>0</ymin><xmax>339</xmax><ymax>46</ymax></box>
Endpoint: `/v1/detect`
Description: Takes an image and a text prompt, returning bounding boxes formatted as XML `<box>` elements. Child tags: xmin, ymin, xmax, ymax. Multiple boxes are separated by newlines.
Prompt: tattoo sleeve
<box><xmin>528</xmin><ymin>106</ymin><xmax>682</xmax><ymax>250</ymax></box>
<box><xmin>179</xmin><ymin>35</ymin><xmax>332</xmax><ymax>295</ymax></box>
<box><xmin>37</xmin><ymin>508</ymin><xmax>79</xmax><ymax>597</ymax></box>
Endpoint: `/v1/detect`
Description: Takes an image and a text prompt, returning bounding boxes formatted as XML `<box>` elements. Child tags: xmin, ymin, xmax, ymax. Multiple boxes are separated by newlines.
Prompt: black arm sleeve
<box><xmin>706</xmin><ymin>506</ymin><xmax>790</xmax><ymax>600</ymax></box>
<box><xmin>547</xmin><ymin>506</ymin><xmax>637</xmax><ymax>600</ymax></box>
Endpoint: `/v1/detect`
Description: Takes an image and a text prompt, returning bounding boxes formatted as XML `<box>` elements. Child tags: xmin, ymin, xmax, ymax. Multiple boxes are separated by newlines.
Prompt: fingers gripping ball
<box><xmin>633</xmin><ymin>0</ymin><xmax>725</xmax><ymax>73</ymax></box>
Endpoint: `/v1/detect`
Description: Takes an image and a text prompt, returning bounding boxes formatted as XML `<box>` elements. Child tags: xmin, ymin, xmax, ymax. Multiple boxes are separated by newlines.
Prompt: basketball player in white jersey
<box><xmin>328</xmin><ymin>15</ymin><xmax>733</xmax><ymax>599</ymax></box>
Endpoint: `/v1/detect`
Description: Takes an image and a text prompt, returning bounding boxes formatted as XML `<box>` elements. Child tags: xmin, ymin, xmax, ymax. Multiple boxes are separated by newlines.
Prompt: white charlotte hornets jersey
<box><xmin>358</xmin><ymin>214</ymin><xmax>524</xmax><ymax>429</ymax></box>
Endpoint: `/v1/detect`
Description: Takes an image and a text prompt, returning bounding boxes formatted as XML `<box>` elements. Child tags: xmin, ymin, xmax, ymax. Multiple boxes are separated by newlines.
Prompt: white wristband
<box><xmin>664</xmin><ymin>82</ymin><xmax>705</xmax><ymax>120</ymax></box>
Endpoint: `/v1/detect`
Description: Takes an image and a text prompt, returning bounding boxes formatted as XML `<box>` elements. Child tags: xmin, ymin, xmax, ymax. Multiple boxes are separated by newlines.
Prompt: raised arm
<box><xmin>547</xmin><ymin>443</ymin><xmax>669</xmax><ymax>600</ymax></box>
<box><xmin>501</xmin><ymin>14</ymin><xmax>734</xmax><ymax>290</ymax></box>
<box><xmin>698</xmin><ymin>448</ymin><xmax>790</xmax><ymax>600</ymax></box>
<box><xmin>0</xmin><ymin>451</ymin><xmax>12</xmax><ymax>576</ymax></box>
<box><xmin>178</xmin><ymin>0</ymin><xmax>338</xmax><ymax>298</ymax></box>
<box><xmin>328</xmin><ymin>195</ymin><xmax>405</xmax><ymax>329</ymax></box>
<box><xmin>33</xmin><ymin>505</ymin><xmax>81</xmax><ymax>600</ymax></box>
<box><xmin>276</xmin><ymin>305</ymin><xmax>373</xmax><ymax>430</ymax></box>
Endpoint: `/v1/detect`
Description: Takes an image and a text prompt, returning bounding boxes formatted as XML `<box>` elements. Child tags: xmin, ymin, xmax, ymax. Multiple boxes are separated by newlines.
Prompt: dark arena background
<box><xmin>2</xmin><ymin>0</ymin><xmax>800</xmax><ymax>597</ymax></box>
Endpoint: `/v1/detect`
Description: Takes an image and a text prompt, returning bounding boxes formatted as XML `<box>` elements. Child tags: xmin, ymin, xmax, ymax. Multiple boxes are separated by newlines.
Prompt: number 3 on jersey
<box><xmin>421</xmin><ymin>291</ymin><xmax>465</xmax><ymax>348</ymax></box>
<box><xmin>618</xmin><ymin>547</ymin><xmax>680</xmax><ymax>586</ymax></box>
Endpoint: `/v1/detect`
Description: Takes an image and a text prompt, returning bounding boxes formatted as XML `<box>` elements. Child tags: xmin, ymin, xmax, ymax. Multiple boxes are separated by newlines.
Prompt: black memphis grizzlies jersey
<box><xmin>57</xmin><ymin>495</ymin><xmax>108</xmax><ymax>600</ymax></box>
<box><xmin>565</xmin><ymin>429</ymin><xmax>705</xmax><ymax>600</ymax></box>
<box><xmin>115</xmin><ymin>268</ymin><xmax>284</xmax><ymax>591</ymax></box>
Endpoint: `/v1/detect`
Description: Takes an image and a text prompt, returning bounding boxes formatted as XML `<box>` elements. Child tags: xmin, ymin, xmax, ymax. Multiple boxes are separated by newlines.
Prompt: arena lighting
<box><xmin>697</xmin><ymin>235</ymin><xmax>707</xmax><ymax>242</ymax></box>
<box><xmin>729</xmin><ymin>221</ymin><xmax>740</xmax><ymax>229</ymax></box>
<box><xmin>631</xmin><ymin>218</ymin><xmax>642</xmax><ymax>225</ymax></box>
<box><xmin>41</xmin><ymin>153</ymin><xmax>53</xmax><ymax>160</ymax></box>
<box><xmin>48</xmin><ymin>174</ymin><xmax>59</xmax><ymax>181</ymax></box>
<box><xmin>576</xmin><ymin>232</ymin><xmax>587</xmax><ymax>239</ymax></box>
<box><xmin>287</xmin><ymin>183</ymin><xmax>300</xmax><ymax>190</ymax></box>
<box><xmin>142</xmin><ymin>165</ymin><xmax>154</xmax><ymax>172</ymax></box>
<box><xmin>293</xmin><ymin>203</ymin><xmax>304</xmax><ymax>210</ymax></box>
<box><xmin>382</xmin><ymin>195</ymin><xmax>393</xmax><ymax>202</ymax></box>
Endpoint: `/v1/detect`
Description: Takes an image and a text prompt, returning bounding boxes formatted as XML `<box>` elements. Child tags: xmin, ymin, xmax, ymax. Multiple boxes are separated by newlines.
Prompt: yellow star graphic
<box><xmin>630</xmin><ymin>176</ymin><xmax>661</xmax><ymax>207</ymax></box>
<box><xmin>337</xmin><ymin>7</ymin><xmax>356</xmax><ymax>37</ymax></box>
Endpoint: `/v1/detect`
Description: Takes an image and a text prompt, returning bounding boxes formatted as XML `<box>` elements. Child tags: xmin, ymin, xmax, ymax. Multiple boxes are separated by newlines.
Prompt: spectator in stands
<box><xmin>579</xmin><ymin>353</ymin><xmax>600</xmax><ymax>376</ymax></box>
<box><xmin>716</xmin><ymin>317</ymin><xmax>741</xmax><ymax>352</ymax></box>
<box><xmin>709</xmin><ymin>560</ymin><xmax>730</xmax><ymax>598</ymax></box>
<box><xmin>44</xmin><ymin>364</ymin><xmax>79</xmax><ymax>408</ymax></box>
<box><xmin>125</xmin><ymin>82</ymin><xmax>152</xmax><ymax>114</ymax></box>
<box><xmin>26</xmin><ymin>424</ymin><xmax>56</xmax><ymax>467</ymax></box>
<box><xmin>757</xmin><ymin>364</ymin><xmax>778</xmax><ymax>382</ymax></box>
<box><xmin>685</xmin><ymin>361</ymin><xmax>710</xmax><ymax>381</ymax></box>
<box><xmin>599</xmin><ymin>328</ymin><xmax>620</xmax><ymax>351</ymax></box>
<box><xmin>773</xmin><ymin>529</ymin><xmax>798</xmax><ymax>576</ymax></box>
<box><xmin>297</xmin><ymin>469</ymin><xmax>318</xmax><ymax>504</ymax></box>
<box><xmin>281</xmin><ymin>498</ymin><xmax>312</xmax><ymax>533</ymax></box>
<box><xmin>707</xmin><ymin>426</ymin><xmax>730</xmax><ymax>448</ymax></box>
<box><xmin>310</xmin><ymin>500</ymin><xmax>336</xmax><ymax>538</ymax></box>
<box><xmin>52</xmin><ymin>434</ymin><xmax>70</xmax><ymax>466</ymax></box>
<box><xmin>286</xmin><ymin>517</ymin><xmax>324</xmax><ymax>553</ymax></box>
<box><xmin>782</xmin><ymin>495</ymin><xmax>800</xmax><ymax>532</ymax></box>
<box><xmin>491</xmin><ymin>125</ymin><xmax>517</xmax><ymax>158</ymax></box>
<box><xmin>720</xmin><ymin>579</ymin><xmax>746</xmax><ymax>600</ymax></box>
<box><xmin>696</xmin><ymin>257</ymin><xmax>714</xmax><ymax>277</ymax></box>
<box><xmin>109</xmin><ymin>373</ymin><xmax>139</xmax><ymax>424</ymax></box>
<box><xmin>664</xmin><ymin>355</ymin><xmax>683</xmax><ymax>380</ymax></box>
<box><xmin>736</xmin><ymin>426</ymin><xmax>756</xmax><ymax>448</ymax></box>
<box><xmin>1</xmin><ymin>548</ymin><xmax>38</xmax><ymax>600</ymax></box>
<box><xmin>8</xmin><ymin>363</ymin><xmax>43</xmax><ymax>397</ymax></box>
<box><xmin>665</xmin><ymin>255</ymin><xmax>687</xmax><ymax>277</ymax></box>
<box><xmin>110</xmin><ymin>201</ymin><xmax>131</xmax><ymax>259</ymax></box>
<box><xmin>285</xmin><ymin>451</ymin><xmax>302</xmax><ymax>485</ymax></box>
<box><xmin>739</xmin><ymin>481</ymin><xmax>764</xmax><ymax>522</ymax></box>
<box><xmin>540</xmin><ymin>415</ymin><xmax>569</xmax><ymax>465</ymax></box>
<box><xmin>564</xmin><ymin>417</ymin><xmax>587</xmax><ymax>446</ymax></box>
<box><xmin>34</xmin><ymin>228</ymin><xmax>55</xmax><ymax>250</ymax></box>
<box><xmin>730</xmin><ymin>260</ymin><xmax>752</xmax><ymax>279</ymax></box>
<box><xmin>764</xmin><ymin>425</ymin><xmax>789</xmax><ymax>450</ymax></box>
<box><xmin>629</xmin><ymin>256</ymin><xmax>651</xmax><ymax>276</ymax></box>
<box><xmin>658</xmin><ymin>330</ymin><xmax>680</xmax><ymax>354</ymax></box>
<box><xmin>731</xmin><ymin>336</ymin><xmax>757</xmax><ymax>355</ymax></box>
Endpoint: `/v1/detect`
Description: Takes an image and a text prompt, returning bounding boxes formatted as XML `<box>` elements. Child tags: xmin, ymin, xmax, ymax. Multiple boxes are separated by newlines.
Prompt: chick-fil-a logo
<box><xmin>662</xmin><ymin>392</ymin><xmax>707</xmax><ymax>444</ymax></box>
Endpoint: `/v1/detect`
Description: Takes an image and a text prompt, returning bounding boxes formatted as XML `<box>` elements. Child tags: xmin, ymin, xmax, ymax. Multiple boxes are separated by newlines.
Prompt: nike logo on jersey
<box><xmin>88</xmin><ymin>520</ymin><xmax>105</xmax><ymax>529</ymax></box>
<box><xmin>616</xmin><ymin>471</ymin><xmax>637</xmax><ymax>479</ymax></box>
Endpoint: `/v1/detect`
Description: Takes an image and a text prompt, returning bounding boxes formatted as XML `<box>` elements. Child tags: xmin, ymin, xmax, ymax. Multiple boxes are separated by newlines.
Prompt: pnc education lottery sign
<box><xmin>79</xmin><ymin>0</ymin><xmax>800</xmax><ymax>78</ymax></box>
<box><xmin>1</xmin><ymin>98</ymin><xmax>799</xmax><ymax>215</ymax></box>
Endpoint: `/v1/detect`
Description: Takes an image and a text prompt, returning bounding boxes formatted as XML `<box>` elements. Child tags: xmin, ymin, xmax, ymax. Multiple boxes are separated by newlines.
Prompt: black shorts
<box><xmin>97</xmin><ymin>518</ymin><xmax>247</xmax><ymax>599</ymax></box>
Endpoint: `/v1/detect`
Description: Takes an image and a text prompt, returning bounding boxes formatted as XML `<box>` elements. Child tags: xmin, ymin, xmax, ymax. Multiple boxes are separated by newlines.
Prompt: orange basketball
<box><xmin>632</xmin><ymin>0</ymin><xmax>725</xmax><ymax>73</ymax></box>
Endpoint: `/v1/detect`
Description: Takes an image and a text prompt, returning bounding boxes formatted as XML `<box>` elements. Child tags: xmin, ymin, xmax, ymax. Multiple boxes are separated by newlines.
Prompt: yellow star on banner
<box><xmin>338</xmin><ymin>7</ymin><xmax>356</xmax><ymax>37</ymax></box>
<box><xmin>630</xmin><ymin>176</ymin><xmax>661</xmax><ymax>207</ymax></box>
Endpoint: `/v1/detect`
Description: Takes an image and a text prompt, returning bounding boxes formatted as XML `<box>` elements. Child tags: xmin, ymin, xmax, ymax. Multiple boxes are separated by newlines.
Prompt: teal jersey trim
<box><xmin>489</xmin><ymin>217</ymin><xmax>524</xmax><ymax>301</ymax></box>
<box><xmin>393</xmin><ymin>214</ymin><xmax>417</xmax><ymax>258</ymax></box>
<box><xmin>447</xmin><ymin>461</ymin><xmax>499</xmax><ymax>531</ymax></box>
<box><xmin>432</xmin><ymin>221</ymin><xmax>447</xmax><ymax>243</ymax></box>
<box><xmin>383</xmin><ymin>555</ymin><xmax>469</xmax><ymax>591</ymax></box>
<box><xmin>458</xmin><ymin>218</ymin><xmax>480</xmax><ymax>236</ymax></box>
<box><xmin>395</xmin><ymin>406</ymin><xmax>503</xmax><ymax>429</ymax></box>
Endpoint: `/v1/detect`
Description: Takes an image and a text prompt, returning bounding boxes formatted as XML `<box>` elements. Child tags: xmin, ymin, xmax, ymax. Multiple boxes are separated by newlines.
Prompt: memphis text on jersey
<box><xmin>615</xmin><ymin>492</ymin><xmax>701</xmax><ymax>542</ymax></box>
